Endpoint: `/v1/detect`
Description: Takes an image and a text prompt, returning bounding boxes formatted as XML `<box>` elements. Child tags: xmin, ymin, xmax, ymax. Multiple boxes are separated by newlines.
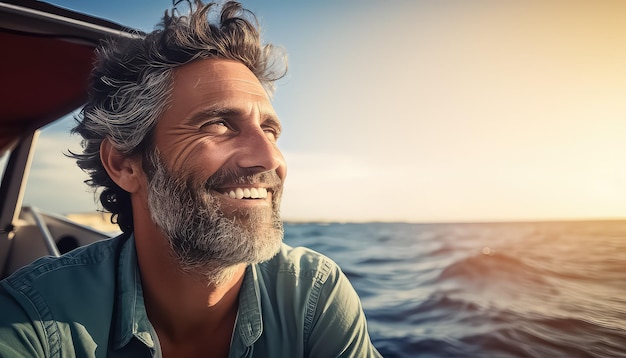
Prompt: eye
<box><xmin>201</xmin><ymin>120</ymin><xmax>230</xmax><ymax>135</ymax></box>
<box><xmin>263</xmin><ymin>126</ymin><xmax>280</xmax><ymax>142</ymax></box>
<box><xmin>262</xmin><ymin>118</ymin><xmax>282</xmax><ymax>142</ymax></box>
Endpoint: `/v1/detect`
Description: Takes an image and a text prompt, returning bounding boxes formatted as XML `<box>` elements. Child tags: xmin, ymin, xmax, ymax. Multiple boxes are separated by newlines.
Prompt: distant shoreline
<box><xmin>65</xmin><ymin>212</ymin><xmax>119</xmax><ymax>233</ymax></box>
<box><xmin>65</xmin><ymin>211</ymin><xmax>626</xmax><ymax>232</ymax></box>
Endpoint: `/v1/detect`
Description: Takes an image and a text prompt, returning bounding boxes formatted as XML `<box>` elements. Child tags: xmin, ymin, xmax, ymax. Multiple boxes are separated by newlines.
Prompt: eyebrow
<box><xmin>186</xmin><ymin>107</ymin><xmax>239</xmax><ymax>125</ymax></box>
<box><xmin>186</xmin><ymin>106</ymin><xmax>282</xmax><ymax>132</ymax></box>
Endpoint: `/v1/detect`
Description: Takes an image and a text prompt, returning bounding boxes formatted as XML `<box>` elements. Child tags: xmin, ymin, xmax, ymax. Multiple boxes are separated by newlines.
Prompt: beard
<box><xmin>144</xmin><ymin>149</ymin><xmax>284</xmax><ymax>285</ymax></box>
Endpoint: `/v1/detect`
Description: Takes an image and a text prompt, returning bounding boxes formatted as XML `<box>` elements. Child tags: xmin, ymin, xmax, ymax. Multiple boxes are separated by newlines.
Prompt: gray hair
<box><xmin>71</xmin><ymin>0</ymin><xmax>287</xmax><ymax>232</ymax></box>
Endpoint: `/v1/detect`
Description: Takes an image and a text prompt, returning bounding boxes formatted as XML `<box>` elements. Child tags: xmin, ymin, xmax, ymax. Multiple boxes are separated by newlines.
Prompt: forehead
<box><xmin>171</xmin><ymin>58</ymin><xmax>268</xmax><ymax>100</ymax></box>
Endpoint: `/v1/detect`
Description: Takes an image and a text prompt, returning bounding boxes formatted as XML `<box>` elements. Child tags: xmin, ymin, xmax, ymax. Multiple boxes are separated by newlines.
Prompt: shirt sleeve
<box><xmin>0</xmin><ymin>284</ymin><xmax>47</xmax><ymax>357</ymax></box>
<box><xmin>306</xmin><ymin>265</ymin><xmax>382</xmax><ymax>358</ymax></box>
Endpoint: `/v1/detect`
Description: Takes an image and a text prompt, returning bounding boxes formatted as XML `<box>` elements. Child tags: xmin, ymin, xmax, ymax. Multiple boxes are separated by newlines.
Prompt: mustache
<box><xmin>145</xmin><ymin>149</ymin><xmax>283</xmax><ymax>194</ymax></box>
<box><xmin>204</xmin><ymin>167</ymin><xmax>283</xmax><ymax>192</ymax></box>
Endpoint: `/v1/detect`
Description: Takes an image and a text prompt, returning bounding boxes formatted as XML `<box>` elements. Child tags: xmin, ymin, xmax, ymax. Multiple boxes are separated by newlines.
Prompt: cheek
<box><xmin>157</xmin><ymin>132</ymin><xmax>206</xmax><ymax>167</ymax></box>
<box><xmin>165</xmin><ymin>137</ymin><xmax>232</xmax><ymax>183</ymax></box>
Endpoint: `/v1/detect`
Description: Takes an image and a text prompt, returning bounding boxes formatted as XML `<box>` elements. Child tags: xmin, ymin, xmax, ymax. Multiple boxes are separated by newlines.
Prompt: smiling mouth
<box><xmin>221</xmin><ymin>187</ymin><xmax>269</xmax><ymax>199</ymax></box>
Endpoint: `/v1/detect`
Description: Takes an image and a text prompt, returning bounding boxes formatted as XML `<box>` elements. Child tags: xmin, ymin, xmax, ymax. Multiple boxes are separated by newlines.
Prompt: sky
<box><xmin>8</xmin><ymin>0</ymin><xmax>626</xmax><ymax>223</ymax></box>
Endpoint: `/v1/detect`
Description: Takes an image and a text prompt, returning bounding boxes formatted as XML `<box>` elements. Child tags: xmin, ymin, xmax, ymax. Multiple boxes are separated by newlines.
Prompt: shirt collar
<box><xmin>233</xmin><ymin>264</ymin><xmax>263</xmax><ymax>346</ymax></box>
<box><xmin>112</xmin><ymin>234</ymin><xmax>156</xmax><ymax>350</ymax></box>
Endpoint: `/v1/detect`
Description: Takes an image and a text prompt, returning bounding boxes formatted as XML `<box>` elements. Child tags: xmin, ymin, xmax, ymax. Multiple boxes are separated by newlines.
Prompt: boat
<box><xmin>0</xmin><ymin>0</ymin><xmax>138</xmax><ymax>279</ymax></box>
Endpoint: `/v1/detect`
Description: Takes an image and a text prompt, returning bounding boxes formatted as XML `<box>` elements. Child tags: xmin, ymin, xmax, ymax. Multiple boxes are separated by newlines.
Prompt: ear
<box><xmin>100</xmin><ymin>138</ymin><xmax>144</xmax><ymax>193</ymax></box>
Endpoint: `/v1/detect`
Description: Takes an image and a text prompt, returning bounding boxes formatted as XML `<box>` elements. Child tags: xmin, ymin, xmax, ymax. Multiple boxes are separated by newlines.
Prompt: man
<box><xmin>0</xmin><ymin>1</ymin><xmax>381</xmax><ymax>357</ymax></box>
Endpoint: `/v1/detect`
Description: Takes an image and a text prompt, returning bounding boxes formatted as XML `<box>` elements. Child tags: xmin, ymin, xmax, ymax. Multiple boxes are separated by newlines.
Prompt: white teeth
<box><xmin>225</xmin><ymin>187</ymin><xmax>268</xmax><ymax>199</ymax></box>
<box><xmin>235</xmin><ymin>188</ymin><xmax>244</xmax><ymax>199</ymax></box>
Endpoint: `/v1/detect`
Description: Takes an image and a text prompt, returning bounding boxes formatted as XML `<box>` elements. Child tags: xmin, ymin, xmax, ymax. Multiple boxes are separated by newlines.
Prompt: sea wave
<box><xmin>285</xmin><ymin>221</ymin><xmax>626</xmax><ymax>357</ymax></box>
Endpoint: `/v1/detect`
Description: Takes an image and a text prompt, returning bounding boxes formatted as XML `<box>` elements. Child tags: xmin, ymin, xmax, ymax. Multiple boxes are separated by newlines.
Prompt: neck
<box><xmin>133</xmin><ymin>220</ymin><xmax>246</xmax><ymax>341</ymax></box>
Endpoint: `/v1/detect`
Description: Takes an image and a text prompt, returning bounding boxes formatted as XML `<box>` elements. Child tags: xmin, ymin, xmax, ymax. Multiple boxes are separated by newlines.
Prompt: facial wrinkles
<box><xmin>158</xmin><ymin>102</ymin><xmax>276</xmax><ymax>170</ymax></box>
<box><xmin>193</xmin><ymin>77</ymin><xmax>268</xmax><ymax>95</ymax></box>
<box><xmin>159</xmin><ymin>130</ymin><xmax>211</xmax><ymax>171</ymax></box>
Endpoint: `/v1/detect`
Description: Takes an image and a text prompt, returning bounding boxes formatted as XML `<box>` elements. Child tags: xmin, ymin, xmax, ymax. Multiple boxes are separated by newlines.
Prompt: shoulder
<box><xmin>1</xmin><ymin>234</ymin><xmax>129</xmax><ymax>316</ymax></box>
<box><xmin>252</xmin><ymin>244</ymin><xmax>349</xmax><ymax>311</ymax></box>
<box><xmin>0</xmin><ymin>234</ymin><xmax>130</xmax><ymax>356</ymax></box>
<box><xmin>3</xmin><ymin>234</ymin><xmax>126</xmax><ymax>290</ymax></box>
<box><xmin>254</xmin><ymin>244</ymin><xmax>356</xmax><ymax>318</ymax></box>
<box><xmin>257</xmin><ymin>243</ymin><xmax>339</xmax><ymax>285</ymax></box>
<box><xmin>252</xmin><ymin>245</ymin><xmax>381</xmax><ymax>356</ymax></box>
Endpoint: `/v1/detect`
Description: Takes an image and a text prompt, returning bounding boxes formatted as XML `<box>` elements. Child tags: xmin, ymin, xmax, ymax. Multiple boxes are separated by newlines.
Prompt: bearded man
<box><xmin>0</xmin><ymin>1</ymin><xmax>381</xmax><ymax>357</ymax></box>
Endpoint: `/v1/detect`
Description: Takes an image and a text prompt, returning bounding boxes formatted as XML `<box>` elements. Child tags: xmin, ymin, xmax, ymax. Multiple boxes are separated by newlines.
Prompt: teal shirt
<box><xmin>0</xmin><ymin>234</ymin><xmax>381</xmax><ymax>357</ymax></box>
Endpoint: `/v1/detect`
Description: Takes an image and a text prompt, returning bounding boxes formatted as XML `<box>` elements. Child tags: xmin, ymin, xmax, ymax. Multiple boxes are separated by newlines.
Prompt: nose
<box><xmin>234</xmin><ymin>127</ymin><xmax>285</xmax><ymax>175</ymax></box>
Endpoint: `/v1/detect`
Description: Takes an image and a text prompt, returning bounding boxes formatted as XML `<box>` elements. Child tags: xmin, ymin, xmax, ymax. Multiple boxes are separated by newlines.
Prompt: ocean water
<box><xmin>283</xmin><ymin>220</ymin><xmax>626</xmax><ymax>358</ymax></box>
